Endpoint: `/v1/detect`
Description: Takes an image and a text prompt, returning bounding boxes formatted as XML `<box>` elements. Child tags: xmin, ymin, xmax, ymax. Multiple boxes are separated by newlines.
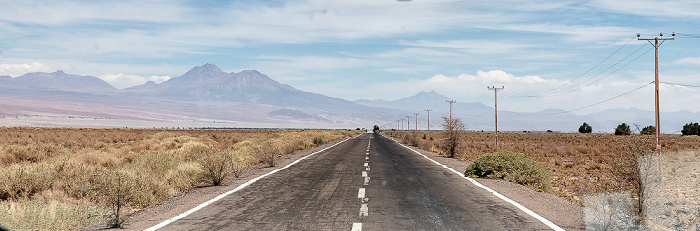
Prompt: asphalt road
<box><xmin>158</xmin><ymin>133</ymin><xmax>553</xmax><ymax>230</ymax></box>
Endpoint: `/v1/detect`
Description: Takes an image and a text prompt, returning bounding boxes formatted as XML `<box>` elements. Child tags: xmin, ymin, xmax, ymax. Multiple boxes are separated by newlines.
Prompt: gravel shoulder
<box><xmin>97</xmin><ymin>133</ymin><xmax>585</xmax><ymax>230</ymax></box>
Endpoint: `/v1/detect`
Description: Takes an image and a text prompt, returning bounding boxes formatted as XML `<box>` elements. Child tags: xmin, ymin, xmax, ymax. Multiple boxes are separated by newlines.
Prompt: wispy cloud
<box><xmin>0</xmin><ymin>62</ymin><xmax>51</xmax><ymax>77</ymax></box>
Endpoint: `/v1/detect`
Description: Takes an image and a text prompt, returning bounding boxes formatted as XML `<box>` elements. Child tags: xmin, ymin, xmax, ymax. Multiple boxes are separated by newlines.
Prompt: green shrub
<box><xmin>615</xmin><ymin>123</ymin><xmax>632</xmax><ymax>135</ymax></box>
<box><xmin>313</xmin><ymin>136</ymin><xmax>324</xmax><ymax>145</ymax></box>
<box><xmin>465</xmin><ymin>151</ymin><xmax>551</xmax><ymax>192</ymax></box>
<box><xmin>681</xmin><ymin>122</ymin><xmax>700</xmax><ymax>136</ymax></box>
<box><xmin>578</xmin><ymin>122</ymin><xmax>592</xmax><ymax>133</ymax></box>
<box><xmin>640</xmin><ymin>125</ymin><xmax>655</xmax><ymax>135</ymax></box>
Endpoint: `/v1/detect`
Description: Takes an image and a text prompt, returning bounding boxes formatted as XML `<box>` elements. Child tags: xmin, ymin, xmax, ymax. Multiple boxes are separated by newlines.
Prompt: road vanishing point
<box><xmin>148</xmin><ymin>133</ymin><xmax>557</xmax><ymax>230</ymax></box>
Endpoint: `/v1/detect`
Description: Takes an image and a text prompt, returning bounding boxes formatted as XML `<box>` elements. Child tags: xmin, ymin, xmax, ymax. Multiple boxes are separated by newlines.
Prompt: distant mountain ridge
<box><xmin>0</xmin><ymin>70</ymin><xmax>115</xmax><ymax>93</ymax></box>
<box><xmin>0</xmin><ymin>63</ymin><xmax>697</xmax><ymax>132</ymax></box>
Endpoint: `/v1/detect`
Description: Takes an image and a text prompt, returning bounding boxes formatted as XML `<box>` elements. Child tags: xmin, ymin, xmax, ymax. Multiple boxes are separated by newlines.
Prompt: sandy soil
<box><xmin>89</xmin><ymin>133</ymin><xmax>584</xmax><ymax>230</ymax></box>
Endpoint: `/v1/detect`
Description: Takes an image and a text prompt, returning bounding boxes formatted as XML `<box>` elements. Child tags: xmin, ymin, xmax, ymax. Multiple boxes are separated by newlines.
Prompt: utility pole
<box><xmin>425</xmin><ymin>109</ymin><xmax>432</xmax><ymax>138</ymax></box>
<box><xmin>488</xmin><ymin>86</ymin><xmax>504</xmax><ymax>149</ymax></box>
<box><xmin>638</xmin><ymin>32</ymin><xmax>674</xmax><ymax>152</ymax></box>
<box><xmin>414</xmin><ymin>113</ymin><xmax>419</xmax><ymax>132</ymax></box>
<box><xmin>406</xmin><ymin>116</ymin><xmax>411</xmax><ymax>132</ymax></box>
<box><xmin>446</xmin><ymin>100</ymin><xmax>456</xmax><ymax>121</ymax></box>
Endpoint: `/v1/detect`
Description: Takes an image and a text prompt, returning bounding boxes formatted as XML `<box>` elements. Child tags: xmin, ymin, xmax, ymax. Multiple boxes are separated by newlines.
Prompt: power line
<box><xmin>532</xmin><ymin>36</ymin><xmax>638</xmax><ymax>97</ymax></box>
<box><xmin>659</xmin><ymin>81</ymin><xmax>700</xmax><ymax>88</ymax></box>
<box><xmin>548</xmin><ymin>45</ymin><xmax>650</xmax><ymax>96</ymax></box>
<box><xmin>503</xmin><ymin>81</ymin><xmax>654</xmax><ymax>116</ymax></box>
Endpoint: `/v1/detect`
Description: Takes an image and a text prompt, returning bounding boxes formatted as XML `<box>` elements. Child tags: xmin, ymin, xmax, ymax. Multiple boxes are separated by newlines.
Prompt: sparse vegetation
<box><xmin>578</xmin><ymin>122</ymin><xmax>592</xmax><ymax>133</ymax></box>
<box><xmin>614</xmin><ymin>123</ymin><xmax>632</xmax><ymax>135</ymax></box>
<box><xmin>465</xmin><ymin>151</ymin><xmax>551</xmax><ymax>192</ymax></box>
<box><xmin>0</xmin><ymin>128</ymin><xmax>360</xmax><ymax>230</ymax></box>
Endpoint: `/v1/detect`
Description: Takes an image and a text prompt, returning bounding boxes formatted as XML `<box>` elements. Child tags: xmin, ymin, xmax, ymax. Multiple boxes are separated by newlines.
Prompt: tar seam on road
<box><xmin>381</xmin><ymin>134</ymin><xmax>566</xmax><ymax>231</ymax></box>
<box><xmin>144</xmin><ymin>134</ymin><xmax>363</xmax><ymax>231</ymax></box>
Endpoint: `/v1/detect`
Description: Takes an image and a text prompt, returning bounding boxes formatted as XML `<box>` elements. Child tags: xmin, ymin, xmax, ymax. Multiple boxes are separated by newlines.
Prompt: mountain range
<box><xmin>0</xmin><ymin>63</ymin><xmax>697</xmax><ymax>133</ymax></box>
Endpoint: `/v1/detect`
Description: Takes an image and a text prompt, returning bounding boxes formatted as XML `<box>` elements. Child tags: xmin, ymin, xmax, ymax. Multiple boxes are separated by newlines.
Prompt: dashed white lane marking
<box><xmin>364</xmin><ymin>163</ymin><xmax>368</xmax><ymax>167</ymax></box>
<box><xmin>352</xmin><ymin>223</ymin><xmax>362</xmax><ymax>231</ymax></box>
<box><xmin>362</xmin><ymin>171</ymin><xmax>367</xmax><ymax>177</ymax></box>
<box><xmin>145</xmin><ymin>135</ymin><xmax>362</xmax><ymax>231</ymax></box>
<box><xmin>365</xmin><ymin>156</ymin><xmax>369</xmax><ymax>160</ymax></box>
<box><xmin>358</xmin><ymin>188</ymin><xmax>365</xmax><ymax>199</ymax></box>
<box><xmin>364</xmin><ymin>176</ymin><xmax>370</xmax><ymax>185</ymax></box>
<box><xmin>359</xmin><ymin>203</ymin><xmax>369</xmax><ymax>217</ymax></box>
<box><xmin>381</xmin><ymin>134</ymin><xmax>565</xmax><ymax>231</ymax></box>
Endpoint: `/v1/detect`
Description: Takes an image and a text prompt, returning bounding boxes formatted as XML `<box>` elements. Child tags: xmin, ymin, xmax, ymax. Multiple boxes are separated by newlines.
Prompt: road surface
<box><xmin>156</xmin><ymin>133</ymin><xmax>553</xmax><ymax>230</ymax></box>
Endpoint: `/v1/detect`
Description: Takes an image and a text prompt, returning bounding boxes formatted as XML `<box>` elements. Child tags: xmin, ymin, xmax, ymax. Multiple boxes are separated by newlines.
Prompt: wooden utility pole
<box><xmin>488</xmin><ymin>86</ymin><xmax>504</xmax><ymax>149</ymax></box>
<box><xmin>638</xmin><ymin>32</ymin><xmax>674</xmax><ymax>152</ymax></box>
<box><xmin>446</xmin><ymin>100</ymin><xmax>456</xmax><ymax>121</ymax></box>
<box><xmin>425</xmin><ymin>109</ymin><xmax>432</xmax><ymax>138</ymax></box>
<box><xmin>414</xmin><ymin>113</ymin><xmax>419</xmax><ymax>132</ymax></box>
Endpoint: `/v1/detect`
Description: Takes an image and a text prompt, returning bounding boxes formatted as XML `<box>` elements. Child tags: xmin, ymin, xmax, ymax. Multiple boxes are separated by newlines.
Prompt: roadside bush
<box><xmin>197</xmin><ymin>149</ymin><xmax>232</xmax><ymax>186</ymax></box>
<box><xmin>681</xmin><ymin>122</ymin><xmax>700</xmax><ymax>136</ymax></box>
<box><xmin>615</xmin><ymin>123</ymin><xmax>632</xmax><ymax>136</ymax></box>
<box><xmin>313</xmin><ymin>136</ymin><xmax>324</xmax><ymax>146</ymax></box>
<box><xmin>465</xmin><ymin>151</ymin><xmax>551</xmax><ymax>192</ymax></box>
<box><xmin>579</xmin><ymin>122</ymin><xmax>592</xmax><ymax>133</ymax></box>
<box><xmin>640</xmin><ymin>125</ymin><xmax>655</xmax><ymax>135</ymax></box>
<box><xmin>442</xmin><ymin>117</ymin><xmax>466</xmax><ymax>158</ymax></box>
<box><xmin>255</xmin><ymin>142</ymin><xmax>279</xmax><ymax>167</ymax></box>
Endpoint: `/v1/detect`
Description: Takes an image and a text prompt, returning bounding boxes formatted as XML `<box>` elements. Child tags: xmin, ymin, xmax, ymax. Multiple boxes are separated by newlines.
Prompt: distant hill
<box><xmin>0</xmin><ymin>70</ymin><xmax>115</xmax><ymax>93</ymax></box>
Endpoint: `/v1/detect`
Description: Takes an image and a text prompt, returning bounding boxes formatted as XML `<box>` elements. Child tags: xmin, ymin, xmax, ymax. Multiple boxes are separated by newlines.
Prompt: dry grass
<box><xmin>389</xmin><ymin>131</ymin><xmax>700</xmax><ymax>205</ymax></box>
<box><xmin>0</xmin><ymin>128</ymin><xmax>360</xmax><ymax>230</ymax></box>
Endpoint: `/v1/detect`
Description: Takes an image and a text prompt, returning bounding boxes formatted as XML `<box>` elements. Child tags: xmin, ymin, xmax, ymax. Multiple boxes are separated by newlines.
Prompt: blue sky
<box><xmin>1</xmin><ymin>0</ymin><xmax>699</xmax><ymax>114</ymax></box>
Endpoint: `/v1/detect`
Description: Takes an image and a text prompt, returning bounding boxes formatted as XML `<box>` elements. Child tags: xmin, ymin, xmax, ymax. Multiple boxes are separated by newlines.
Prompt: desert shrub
<box><xmin>441</xmin><ymin>117</ymin><xmax>466</xmax><ymax>158</ymax></box>
<box><xmin>255</xmin><ymin>142</ymin><xmax>279</xmax><ymax>167</ymax></box>
<box><xmin>313</xmin><ymin>136</ymin><xmax>324</xmax><ymax>146</ymax></box>
<box><xmin>0</xmin><ymin>199</ymin><xmax>109</xmax><ymax>231</ymax></box>
<box><xmin>0</xmin><ymin>163</ymin><xmax>59</xmax><ymax>200</ymax></box>
<box><xmin>615</xmin><ymin>123</ymin><xmax>632</xmax><ymax>136</ymax></box>
<box><xmin>640</xmin><ymin>125</ymin><xmax>655</xmax><ymax>135</ymax></box>
<box><xmin>197</xmin><ymin>149</ymin><xmax>232</xmax><ymax>186</ymax></box>
<box><xmin>579</xmin><ymin>122</ymin><xmax>592</xmax><ymax>133</ymax></box>
<box><xmin>681</xmin><ymin>122</ymin><xmax>700</xmax><ymax>136</ymax></box>
<box><xmin>95</xmin><ymin>169</ymin><xmax>133</xmax><ymax>228</ymax></box>
<box><xmin>465</xmin><ymin>151</ymin><xmax>551</xmax><ymax>192</ymax></box>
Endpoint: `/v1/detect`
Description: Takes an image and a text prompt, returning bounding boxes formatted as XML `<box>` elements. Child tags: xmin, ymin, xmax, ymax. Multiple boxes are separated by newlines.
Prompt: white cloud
<box><xmin>674</xmin><ymin>57</ymin><xmax>700</xmax><ymax>65</ymax></box>
<box><xmin>0</xmin><ymin>62</ymin><xmax>51</xmax><ymax>77</ymax></box>
<box><xmin>589</xmin><ymin>0</ymin><xmax>700</xmax><ymax>18</ymax></box>
<box><xmin>98</xmin><ymin>73</ymin><xmax>171</xmax><ymax>89</ymax></box>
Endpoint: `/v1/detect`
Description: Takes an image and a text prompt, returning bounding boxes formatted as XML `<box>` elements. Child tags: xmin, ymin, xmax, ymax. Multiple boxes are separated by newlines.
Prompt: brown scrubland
<box><xmin>0</xmin><ymin>127</ymin><xmax>360</xmax><ymax>230</ymax></box>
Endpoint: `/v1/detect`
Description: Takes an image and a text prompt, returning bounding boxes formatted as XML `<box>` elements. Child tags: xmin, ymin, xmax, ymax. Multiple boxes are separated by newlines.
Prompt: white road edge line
<box><xmin>381</xmin><ymin>134</ymin><xmax>565</xmax><ymax>231</ymax></box>
<box><xmin>352</xmin><ymin>223</ymin><xmax>362</xmax><ymax>231</ymax></box>
<box><xmin>145</xmin><ymin>134</ymin><xmax>363</xmax><ymax>231</ymax></box>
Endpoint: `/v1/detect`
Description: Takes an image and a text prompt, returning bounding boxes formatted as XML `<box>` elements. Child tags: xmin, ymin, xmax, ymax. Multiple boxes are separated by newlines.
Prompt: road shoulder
<box><xmin>384</xmin><ymin>134</ymin><xmax>585</xmax><ymax>231</ymax></box>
